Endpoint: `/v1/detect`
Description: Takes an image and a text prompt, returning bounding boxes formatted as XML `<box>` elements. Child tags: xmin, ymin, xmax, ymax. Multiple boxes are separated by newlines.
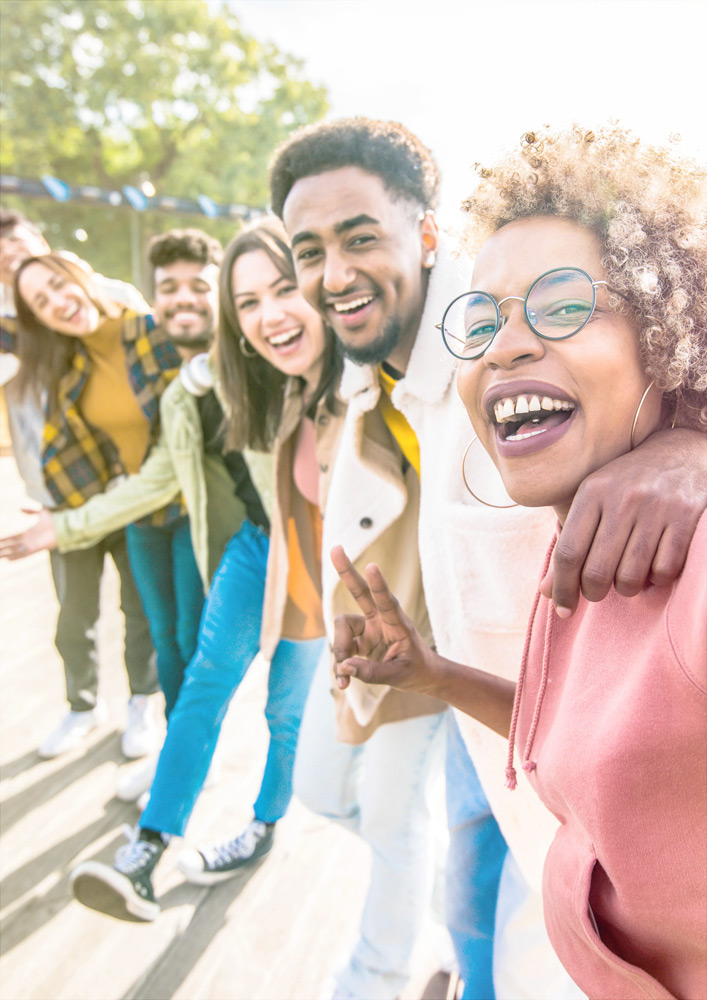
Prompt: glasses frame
<box><xmin>439</xmin><ymin>266</ymin><xmax>608</xmax><ymax>361</ymax></box>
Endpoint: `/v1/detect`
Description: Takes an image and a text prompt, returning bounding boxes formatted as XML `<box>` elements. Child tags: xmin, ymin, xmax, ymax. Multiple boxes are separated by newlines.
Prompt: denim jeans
<box><xmin>493</xmin><ymin>852</ymin><xmax>587</xmax><ymax>1000</ymax></box>
<box><xmin>141</xmin><ymin>520</ymin><xmax>322</xmax><ymax>838</ymax></box>
<box><xmin>294</xmin><ymin>649</ymin><xmax>446</xmax><ymax>1000</ymax></box>
<box><xmin>446</xmin><ymin>711</ymin><xmax>508</xmax><ymax>1000</ymax></box>
<box><xmin>125</xmin><ymin>516</ymin><xmax>205</xmax><ymax>717</ymax></box>
<box><xmin>49</xmin><ymin>529</ymin><xmax>157</xmax><ymax>712</ymax></box>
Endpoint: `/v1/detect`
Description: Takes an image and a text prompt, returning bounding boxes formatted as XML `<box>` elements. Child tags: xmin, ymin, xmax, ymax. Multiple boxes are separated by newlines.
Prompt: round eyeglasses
<box><xmin>440</xmin><ymin>267</ymin><xmax>608</xmax><ymax>361</ymax></box>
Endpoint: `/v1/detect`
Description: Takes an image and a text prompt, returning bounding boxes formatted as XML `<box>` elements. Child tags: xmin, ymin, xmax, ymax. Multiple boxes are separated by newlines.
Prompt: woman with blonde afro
<box><xmin>330</xmin><ymin>125</ymin><xmax>707</xmax><ymax>1000</ymax></box>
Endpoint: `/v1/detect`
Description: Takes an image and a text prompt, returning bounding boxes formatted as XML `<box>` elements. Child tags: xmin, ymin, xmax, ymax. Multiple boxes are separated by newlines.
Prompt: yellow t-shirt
<box><xmin>378</xmin><ymin>364</ymin><xmax>420</xmax><ymax>478</ymax></box>
<box><xmin>80</xmin><ymin>316</ymin><xmax>150</xmax><ymax>474</ymax></box>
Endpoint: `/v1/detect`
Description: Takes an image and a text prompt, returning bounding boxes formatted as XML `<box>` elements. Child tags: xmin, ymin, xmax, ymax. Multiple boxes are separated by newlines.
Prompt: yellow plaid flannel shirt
<box><xmin>40</xmin><ymin>311</ymin><xmax>183</xmax><ymax>520</ymax></box>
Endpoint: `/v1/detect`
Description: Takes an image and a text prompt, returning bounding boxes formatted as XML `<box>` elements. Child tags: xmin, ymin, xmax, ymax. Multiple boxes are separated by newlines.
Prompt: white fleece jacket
<box><xmin>332</xmin><ymin>240</ymin><xmax>560</xmax><ymax>892</ymax></box>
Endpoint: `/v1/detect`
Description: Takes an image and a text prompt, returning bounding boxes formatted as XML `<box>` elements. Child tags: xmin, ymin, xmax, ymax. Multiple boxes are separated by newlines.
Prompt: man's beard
<box><xmin>166</xmin><ymin>327</ymin><xmax>213</xmax><ymax>350</ymax></box>
<box><xmin>338</xmin><ymin>316</ymin><xmax>403</xmax><ymax>366</ymax></box>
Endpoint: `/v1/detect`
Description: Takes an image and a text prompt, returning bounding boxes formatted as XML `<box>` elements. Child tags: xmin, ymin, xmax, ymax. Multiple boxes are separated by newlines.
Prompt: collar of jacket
<box><xmin>276</xmin><ymin>376</ymin><xmax>341</xmax><ymax>448</ymax></box>
<box><xmin>337</xmin><ymin>235</ymin><xmax>471</xmax><ymax>412</ymax></box>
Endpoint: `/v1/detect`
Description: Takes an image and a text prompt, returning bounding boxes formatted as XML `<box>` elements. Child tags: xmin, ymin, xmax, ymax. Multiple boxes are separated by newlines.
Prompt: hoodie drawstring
<box><xmin>506</xmin><ymin>534</ymin><xmax>558</xmax><ymax>790</ymax></box>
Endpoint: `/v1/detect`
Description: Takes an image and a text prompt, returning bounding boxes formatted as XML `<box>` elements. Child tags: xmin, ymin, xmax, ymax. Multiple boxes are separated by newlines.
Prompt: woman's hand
<box><xmin>0</xmin><ymin>508</ymin><xmax>57</xmax><ymax>560</ymax></box>
<box><xmin>330</xmin><ymin>545</ymin><xmax>441</xmax><ymax>693</ymax></box>
<box><xmin>331</xmin><ymin>545</ymin><xmax>516</xmax><ymax>737</ymax></box>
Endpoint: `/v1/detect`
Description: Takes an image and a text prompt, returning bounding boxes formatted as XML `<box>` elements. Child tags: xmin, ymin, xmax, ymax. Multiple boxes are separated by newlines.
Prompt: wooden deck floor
<box><xmin>0</xmin><ymin>456</ymin><xmax>443</xmax><ymax>1000</ymax></box>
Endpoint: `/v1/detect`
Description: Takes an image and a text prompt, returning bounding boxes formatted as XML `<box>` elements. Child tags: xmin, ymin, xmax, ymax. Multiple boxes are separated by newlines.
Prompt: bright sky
<box><xmin>232</xmin><ymin>0</ymin><xmax>707</xmax><ymax>227</ymax></box>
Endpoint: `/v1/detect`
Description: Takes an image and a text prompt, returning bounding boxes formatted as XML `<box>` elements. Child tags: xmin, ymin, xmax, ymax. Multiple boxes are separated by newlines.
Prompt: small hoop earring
<box><xmin>462</xmin><ymin>437</ymin><xmax>518</xmax><ymax>509</ymax></box>
<box><xmin>630</xmin><ymin>380</ymin><xmax>655</xmax><ymax>451</ymax></box>
<box><xmin>239</xmin><ymin>335</ymin><xmax>257</xmax><ymax>358</ymax></box>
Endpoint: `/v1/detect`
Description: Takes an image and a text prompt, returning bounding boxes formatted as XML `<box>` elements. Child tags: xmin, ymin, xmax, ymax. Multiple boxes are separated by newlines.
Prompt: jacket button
<box><xmin>360</xmin><ymin>517</ymin><xmax>373</xmax><ymax>529</ymax></box>
<box><xmin>318</xmin><ymin>413</ymin><xmax>329</xmax><ymax>425</ymax></box>
<box><xmin>319</xmin><ymin>463</ymin><xmax>328</xmax><ymax>473</ymax></box>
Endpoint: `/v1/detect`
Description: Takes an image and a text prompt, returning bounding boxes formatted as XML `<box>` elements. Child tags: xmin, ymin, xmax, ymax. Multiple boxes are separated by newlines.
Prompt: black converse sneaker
<box><xmin>177</xmin><ymin>819</ymin><xmax>275</xmax><ymax>885</ymax></box>
<box><xmin>70</xmin><ymin>826</ymin><xmax>166</xmax><ymax>921</ymax></box>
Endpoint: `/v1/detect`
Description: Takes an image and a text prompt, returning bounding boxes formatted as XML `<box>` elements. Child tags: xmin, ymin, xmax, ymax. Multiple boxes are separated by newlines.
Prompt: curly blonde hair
<box><xmin>460</xmin><ymin>124</ymin><xmax>707</xmax><ymax>430</ymax></box>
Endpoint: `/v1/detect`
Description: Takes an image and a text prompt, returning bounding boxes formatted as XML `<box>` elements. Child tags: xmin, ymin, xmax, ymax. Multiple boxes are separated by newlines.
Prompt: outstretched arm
<box><xmin>0</xmin><ymin>507</ymin><xmax>57</xmax><ymax>559</ymax></box>
<box><xmin>0</xmin><ymin>437</ymin><xmax>180</xmax><ymax>560</ymax></box>
<box><xmin>331</xmin><ymin>545</ymin><xmax>515</xmax><ymax>738</ymax></box>
<box><xmin>545</xmin><ymin>427</ymin><xmax>707</xmax><ymax>615</ymax></box>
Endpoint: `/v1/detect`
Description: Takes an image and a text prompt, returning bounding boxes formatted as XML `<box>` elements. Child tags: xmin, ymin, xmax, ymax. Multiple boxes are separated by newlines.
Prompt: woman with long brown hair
<box><xmin>6</xmin><ymin>252</ymin><xmax>188</xmax><ymax>759</ymax></box>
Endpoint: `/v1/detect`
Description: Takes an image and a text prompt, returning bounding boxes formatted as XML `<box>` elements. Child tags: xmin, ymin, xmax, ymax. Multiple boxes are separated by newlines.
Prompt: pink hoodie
<box><xmin>507</xmin><ymin>511</ymin><xmax>707</xmax><ymax>1000</ymax></box>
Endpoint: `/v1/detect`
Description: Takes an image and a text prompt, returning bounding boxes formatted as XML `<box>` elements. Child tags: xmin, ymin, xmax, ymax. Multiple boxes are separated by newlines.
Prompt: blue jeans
<box><xmin>142</xmin><ymin>520</ymin><xmax>322</xmax><ymax>837</ymax></box>
<box><xmin>446</xmin><ymin>711</ymin><xmax>508</xmax><ymax>1000</ymax></box>
<box><xmin>126</xmin><ymin>515</ymin><xmax>205</xmax><ymax>717</ymax></box>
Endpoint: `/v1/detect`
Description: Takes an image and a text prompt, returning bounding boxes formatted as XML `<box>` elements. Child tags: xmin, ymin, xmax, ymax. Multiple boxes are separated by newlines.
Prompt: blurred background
<box><xmin>2</xmin><ymin>0</ymin><xmax>705</xmax><ymax>294</ymax></box>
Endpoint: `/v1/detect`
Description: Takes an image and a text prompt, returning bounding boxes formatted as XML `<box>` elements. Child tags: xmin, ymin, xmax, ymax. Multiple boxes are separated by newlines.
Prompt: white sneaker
<box><xmin>121</xmin><ymin>696</ymin><xmax>158</xmax><ymax>759</ymax></box>
<box><xmin>39</xmin><ymin>704</ymin><xmax>106</xmax><ymax>759</ymax></box>
<box><xmin>116</xmin><ymin>755</ymin><xmax>158</xmax><ymax>801</ymax></box>
<box><xmin>177</xmin><ymin>819</ymin><xmax>275</xmax><ymax>884</ymax></box>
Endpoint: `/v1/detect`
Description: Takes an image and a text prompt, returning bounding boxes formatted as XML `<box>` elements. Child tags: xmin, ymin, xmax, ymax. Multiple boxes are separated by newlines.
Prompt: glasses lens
<box><xmin>526</xmin><ymin>268</ymin><xmax>595</xmax><ymax>339</ymax></box>
<box><xmin>442</xmin><ymin>292</ymin><xmax>498</xmax><ymax>359</ymax></box>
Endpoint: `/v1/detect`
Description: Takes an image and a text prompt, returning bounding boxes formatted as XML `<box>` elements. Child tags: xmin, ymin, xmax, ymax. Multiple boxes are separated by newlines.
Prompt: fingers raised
<box><xmin>331</xmin><ymin>545</ymin><xmax>378</xmax><ymax>618</ymax></box>
<box><xmin>362</xmin><ymin>563</ymin><xmax>410</xmax><ymax>640</ymax></box>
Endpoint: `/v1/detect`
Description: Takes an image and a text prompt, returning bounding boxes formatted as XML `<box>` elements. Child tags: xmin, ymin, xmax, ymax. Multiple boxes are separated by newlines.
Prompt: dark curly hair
<box><xmin>269</xmin><ymin>117</ymin><xmax>440</xmax><ymax>217</ymax></box>
<box><xmin>147</xmin><ymin>228</ymin><xmax>223</xmax><ymax>271</ymax></box>
<box><xmin>460</xmin><ymin>124</ymin><xmax>707</xmax><ymax>430</ymax></box>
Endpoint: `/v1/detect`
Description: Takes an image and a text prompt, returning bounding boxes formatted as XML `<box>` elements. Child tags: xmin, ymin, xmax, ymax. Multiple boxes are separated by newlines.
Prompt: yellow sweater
<box><xmin>80</xmin><ymin>316</ymin><xmax>150</xmax><ymax>474</ymax></box>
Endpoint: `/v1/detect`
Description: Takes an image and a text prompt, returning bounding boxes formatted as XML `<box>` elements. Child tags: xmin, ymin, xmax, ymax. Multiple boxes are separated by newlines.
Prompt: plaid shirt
<box><xmin>2</xmin><ymin>311</ymin><xmax>183</xmax><ymax>520</ymax></box>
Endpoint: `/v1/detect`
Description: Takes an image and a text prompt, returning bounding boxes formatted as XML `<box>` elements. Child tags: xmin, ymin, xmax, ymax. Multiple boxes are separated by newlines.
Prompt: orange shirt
<box><xmin>281</xmin><ymin>417</ymin><xmax>325</xmax><ymax>641</ymax></box>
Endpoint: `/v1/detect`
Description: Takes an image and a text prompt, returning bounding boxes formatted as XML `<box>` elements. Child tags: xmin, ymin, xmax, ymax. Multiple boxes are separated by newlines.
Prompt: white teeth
<box><xmin>506</xmin><ymin>427</ymin><xmax>547</xmax><ymax>441</ymax></box>
<box><xmin>492</xmin><ymin>393</ymin><xmax>576</xmax><ymax>424</ymax></box>
<box><xmin>333</xmin><ymin>296</ymin><xmax>374</xmax><ymax>313</ymax></box>
<box><xmin>269</xmin><ymin>329</ymin><xmax>300</xmax><ymax>346</ymax></box>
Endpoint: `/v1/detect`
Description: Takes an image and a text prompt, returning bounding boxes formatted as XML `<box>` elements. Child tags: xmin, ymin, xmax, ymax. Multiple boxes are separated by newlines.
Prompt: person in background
<box><xmin>1</xmin><ymin>218</ymin><xmax>338</xmax><ymax>923</ymax></box>
<box><xmin>2</xmin><ymin>248</ymin><xmax>180</xmax><ymax>758</ymax></box>
<box><xmin>270</xmin><ymin>117</ymin><xmax>707</xmax><ymax>999</ymax></box>
<box><xmin>331</xmin><ymin>123</ymin><xmax>707</xmax><ymax>1000</ymax></box>
<box><xmin>120</xmin><ymin>231</ymin><xmax>222</xmax><ymax>749</ymax></box>
<box><xmin>2</xmin><ymin>228</ymin><xmax>267</xmax><ymax>814</ymax></box>
<box><xmin>0</xmin><ymin>211</ymin><xmax>158</xmax><ymax>757</ymax></box>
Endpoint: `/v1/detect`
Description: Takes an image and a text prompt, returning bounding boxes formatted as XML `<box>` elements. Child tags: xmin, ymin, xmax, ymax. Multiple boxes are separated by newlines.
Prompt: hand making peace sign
<box><xmin>330</xmin><ymin>545</ymin><xmax>516</xmax><ymax>738</ymax></box>
<box><xmin>330</xmin><ymin>544</ymin><xmax>442</xmax><ymax>695</ymax></box>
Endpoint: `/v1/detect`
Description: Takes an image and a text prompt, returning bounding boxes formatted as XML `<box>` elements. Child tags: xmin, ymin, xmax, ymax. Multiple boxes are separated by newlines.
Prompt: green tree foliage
<box><xmin>0</xmin><ymin>0</ymin><xmax>328</xmax><ymax>285</ymax></box>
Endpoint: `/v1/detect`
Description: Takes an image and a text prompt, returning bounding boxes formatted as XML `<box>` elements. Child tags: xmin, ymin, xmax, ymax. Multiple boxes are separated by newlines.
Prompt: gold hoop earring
<box><xmin>239</xmin><ymin>335</ymin><xmax>257</xmax><ymax>358</ymax></box>
<box><xmin>630</xmin><ymin>380</ymin><xmax>655</xmax><ymax>451</ymax></box>
<box><xmin>461</xmin><ymin>437</ymin><xmax>518</xmax><ymax>509</ymax></box>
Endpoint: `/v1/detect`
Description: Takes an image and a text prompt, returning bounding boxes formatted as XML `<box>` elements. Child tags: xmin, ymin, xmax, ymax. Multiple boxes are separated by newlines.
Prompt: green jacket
<box><xmin>53</xmin><ymin>363</ymin><xmax>273</xmax><ymax>590</ymax></box>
